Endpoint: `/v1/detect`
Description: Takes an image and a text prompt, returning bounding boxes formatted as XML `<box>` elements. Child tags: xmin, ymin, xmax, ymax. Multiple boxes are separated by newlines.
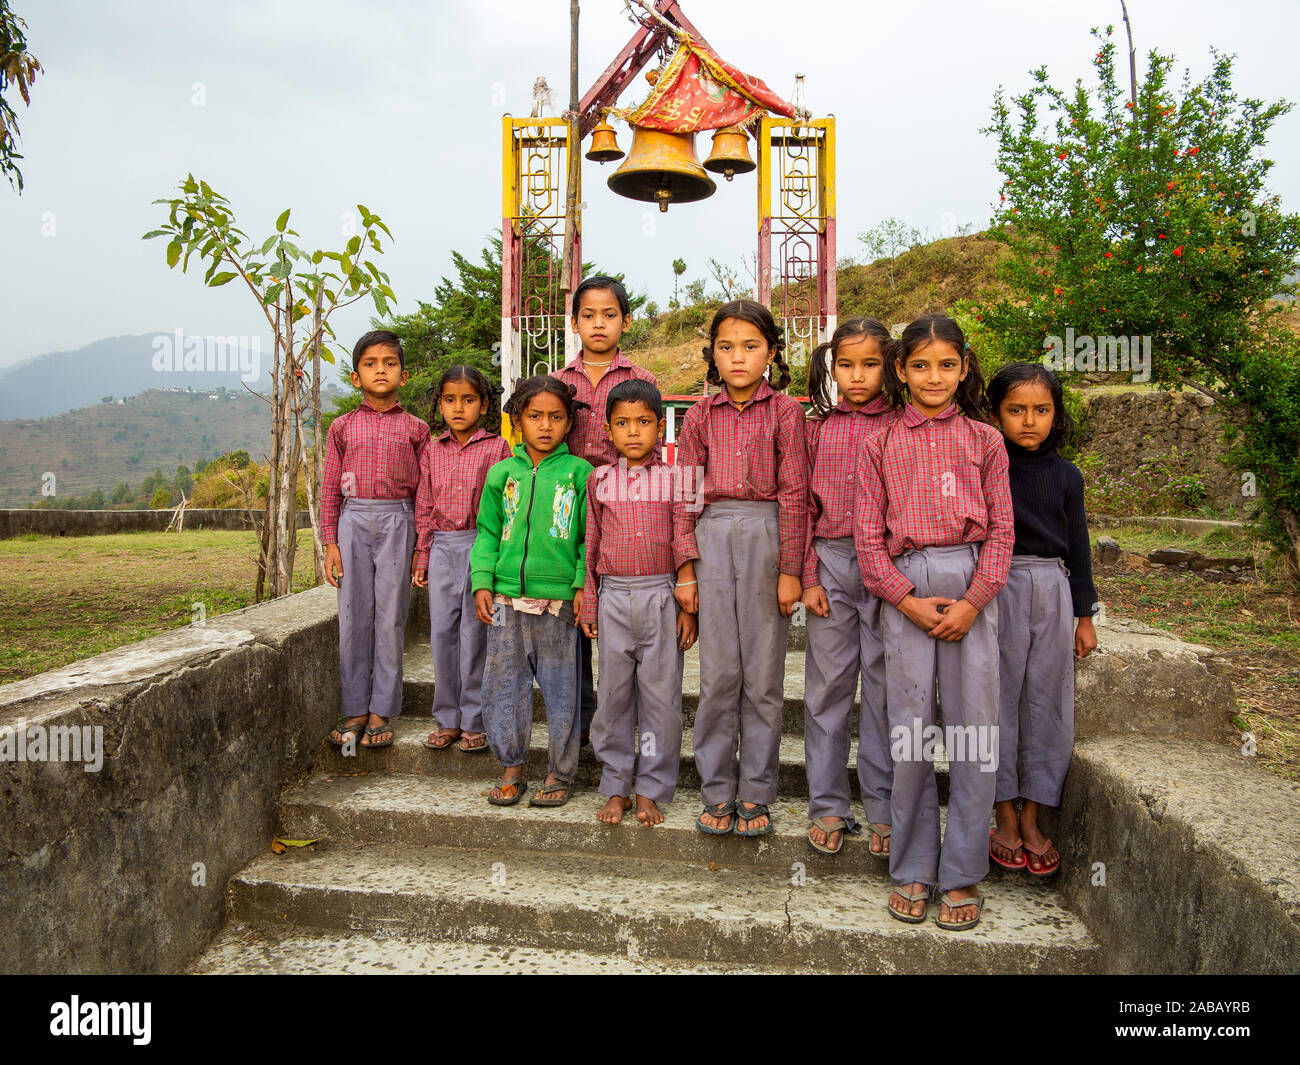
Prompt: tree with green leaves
<box><xmin>145</xmin><ymin>175</ymin><xmax>395</xmax><ymax>597</ymax></box>
<box><xmin>858</xmin><ymin>218</ymin><xmax>922</xmax><ymax>292</ymax></box>
<box><xmin>974</xmin><ymin>26</ymin><xmax>1300</xmax><ymax>572</ymax></box>
<box><xmin>671</xmin><ymin>257</ymin><xmax>687</xmax><ymax>309</ymax></box>
<box><xmin>0</xmin><ymin>2</ymin><xmax>40</xmax><ymax>192</ymax></box>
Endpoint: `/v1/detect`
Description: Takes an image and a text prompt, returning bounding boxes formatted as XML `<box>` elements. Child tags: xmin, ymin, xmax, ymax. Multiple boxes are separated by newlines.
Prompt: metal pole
<box><xmin>561</xmin><ymin>1</ymin><xmax>580</xmax><ymax>294</ymax></box>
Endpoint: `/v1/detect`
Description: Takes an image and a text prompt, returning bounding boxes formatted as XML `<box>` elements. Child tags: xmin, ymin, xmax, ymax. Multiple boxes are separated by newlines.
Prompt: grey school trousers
<box><xmin>337</xmin><ymin>498</ymin><xmax>416</xmax><ymax>721</ymax></box>
<box><xmin>883</xmin><ymin>543</ymin><xmax>999</xmax><ymax>893</ymax></box>
<box><xmin>804</xmin><ymin>536</ymin><xmax>892</xmax><ymax>826</ymax></box>
<box><xmin>995</xmin><ymin>556</ymin><xmax>1075</xmax><ymax>807</ymax></box>
<box><xmin>693</xmin><ymin>500</ymin><xmax>790</xmax><ymax>808</ymax></box>
<box><xmin>591</xmin><ymin>574</ymin><xmax>684</xmax><ymax>802</ymax></box>
<box><xmin>427</xmin><ymin>529</ymin><xmax>486</xmax><ymax>734</ymax></box>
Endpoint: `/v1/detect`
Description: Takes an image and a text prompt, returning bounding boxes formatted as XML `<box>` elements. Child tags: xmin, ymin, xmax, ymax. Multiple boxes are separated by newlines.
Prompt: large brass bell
<box><xmin>585</xmin><ymin>117</ymin><xmax>624</xmax><ymax>164</ymax></box>
<box><xmin>607</xmin><ymin>127</ymin><xmax>716</xmax><ymax>212</ymax></box>
<box><xmin>703</xmin><ymin>125</ymin><xmax>756</xmax><ymax>181</ymax></box>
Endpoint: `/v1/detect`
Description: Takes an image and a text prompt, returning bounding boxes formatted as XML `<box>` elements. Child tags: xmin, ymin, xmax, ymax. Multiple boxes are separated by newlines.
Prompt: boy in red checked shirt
<box><xmin>552</xmin><ymin>275</ymin><xmax>660</xmax><ymax>746</ymax></box>
<box><xmin>322</xmin><ymin>330</ymin><xmax>430</xmax><ymax>751</ymax></box>
<box><xmin>581</xmin><ymin>380</ymin><xmax>697</xmax><ymax>827</ymax></box>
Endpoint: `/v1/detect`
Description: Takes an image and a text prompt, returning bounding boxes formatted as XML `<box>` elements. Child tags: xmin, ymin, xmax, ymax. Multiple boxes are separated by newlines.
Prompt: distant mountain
<box><xmin>0</xmin><ymin>386</ymin><xmax>347</xmax><ymax>507</ymax></box>
<box><xmin>0</xmin><ymin>333</ymin><xmax>279</xmax><ymax>420</ymax></box>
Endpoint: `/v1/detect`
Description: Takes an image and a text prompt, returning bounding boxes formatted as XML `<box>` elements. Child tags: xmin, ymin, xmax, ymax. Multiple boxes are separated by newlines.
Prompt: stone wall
<box><xmin>1079</xmin><ymin>390</ymin><xmax>1250</xmax><ymax>514</ymax></box>
<box><xmin>0</xmin><ymin>508</ymin><xmax>311</xmax><ymax>539</ymax></box>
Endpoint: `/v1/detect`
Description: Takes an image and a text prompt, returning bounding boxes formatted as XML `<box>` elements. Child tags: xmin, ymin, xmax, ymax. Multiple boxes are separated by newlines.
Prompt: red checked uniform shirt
<box><xmin>580</xmin><ymin>457</ymin><xmax>691</xmax><ymax>625</ymax></box>
<box><xmin>552</xmin><ymin>350</ymin><xmax>661</xmax><ymax>468</ymax></box>
<box><xmin>803</xmin><ymin>393</ymin><xmax>898</xmax><ymax>589</ymax></box>
<box><xmin>853</xmin><ymin>402</ymin><xmax>1014</xmax><ymax>611</ymax></box>
<box><xmin>320</xmin><ymin>400</ymin><xmax>430</xmax><ymax>546</ymax></box>
<box><xmin>412</xmin><ymin>427</ymin><xmax>512</xmax><ymax>568</ymax></box>
<box><xmin>672</xmin><ymin>379</ymin><xmax>810</xmax><ymax>576</ymax></box>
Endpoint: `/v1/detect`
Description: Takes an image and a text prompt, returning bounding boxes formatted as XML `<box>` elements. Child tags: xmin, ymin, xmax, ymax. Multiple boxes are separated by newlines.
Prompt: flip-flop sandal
<box><xmin>936</xmin><ymin>890</ymin><xmax>984</xmax><ymax>931</ymax></box>
<box><xmin>696</xmin><ymin>800</ymin><xmax>735</xmax><ymax>836</ymax></box>
<box><xmin>360</xmin><ymin>722</ymin><xmax>394</xmax><ymax>749</ymax></box>
<box><xmin>735</xmin><ymin>803</ymin><xmax>774</xmax><ymax>838</ymax></box>
<box><xmin>869</xmin><ymin>823</ymin><xmax>892</xmax><ymax>860</ymax></box>
<box><xmin>1022</xmin><ymin>837</ymin><xmax>1060</xmax><ymax>877</ymax></box>
<box><xmin>458</xmin><ymin>733</ymin><xmax>490</xmax><ymax>753</ymax></box>
<box><xmin>529</xmin><ymin>781</ymin><xmax>573</xmax><ymax>807</ymax></box>
<box><xmin>423</xmin><ymin>730</ymin><xmax>461</xmax><ymax>750</ymax></box>
<box><xmin>887</xmin><ymin>884</ymin><xmax>932</xmax><ymax>924</ymax></box>
<box><xmin>329</xmin><ymin>718</ymin><xmax>366</xmax><ymax>748</ymax></box>
<box><xmin>989</xmin><ymin>827</ymin><xmax>1028</xmax><ymax>870</ymax></box>
<box><xmin>808</xmin><ymin>816</ymin><xmax>848</xmax><ymax>855</ymax></box>
<box><xmin>488</xmin><ymin>775</ymin><xmax>527</xmax><ymax>806</ymax></box>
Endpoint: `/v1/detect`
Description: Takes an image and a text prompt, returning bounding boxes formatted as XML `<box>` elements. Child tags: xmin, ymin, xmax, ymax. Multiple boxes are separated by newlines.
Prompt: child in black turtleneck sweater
<box><xmin>986</xmin><ymin>363</ymin><xmax>1099</xmax><ymax>877</ymax></box>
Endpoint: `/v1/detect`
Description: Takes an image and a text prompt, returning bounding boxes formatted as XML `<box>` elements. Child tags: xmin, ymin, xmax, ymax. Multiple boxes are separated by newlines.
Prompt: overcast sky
<box><xmin>2</xmin><ymin>0</ymin><xmax>1298</xmax><ymax>370</ymax></box>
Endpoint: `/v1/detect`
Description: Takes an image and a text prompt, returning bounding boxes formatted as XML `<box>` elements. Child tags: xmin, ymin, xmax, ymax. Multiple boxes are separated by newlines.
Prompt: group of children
<box><xmin>321</xmin><ymin>274</ymin><xmax>1098</xmax><ymax>933</ymax></box>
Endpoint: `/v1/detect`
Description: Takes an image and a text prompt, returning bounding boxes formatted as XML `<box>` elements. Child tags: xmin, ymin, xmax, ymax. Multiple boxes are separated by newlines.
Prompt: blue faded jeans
<box><xmin>481</xmin><ymin>601</ymin><xmax>581</xmax><ymax>783</ymax></box>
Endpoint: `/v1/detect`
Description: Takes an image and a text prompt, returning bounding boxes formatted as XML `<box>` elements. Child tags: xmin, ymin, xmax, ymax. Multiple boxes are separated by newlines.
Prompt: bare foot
<box><xmin>809</xmin><ymin>816</ymin><xmax>845</xmax><ymax>851</ymax></box>
<box><xmin>489</xmin><ymin>765</ymin><xmax>525</xmax><ymax>802</ymax></box>
<box><xmin>939</xmin><ymin>884</ymin><xmax>981</xmax><ymax>926</ymax></box>
<box><xmin>598</xmin><ymin>795</ymin><xmax>633</xmax><ymax>824</ymax></box>
<box><xmin>635</xmin><ymin>795</ymin><xmax>663</xmax><ymax>826</ymax></box>
<box><xmin>888</xmin><ymin>882</ymin><xmax>929</xmax><ymax>920</ymax></box>
<box><xmin>869</xmin><ymin>823</ymin><xmax>891</xmax><ymax>857</ymax></box>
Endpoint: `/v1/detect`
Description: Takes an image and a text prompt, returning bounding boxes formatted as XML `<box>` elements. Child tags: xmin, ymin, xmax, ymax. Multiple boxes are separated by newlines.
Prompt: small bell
<box><xmin>703</xmin><ymin>125</ymin><xmax>756</xmax><ymax>182</ymax></box>
<box><xmin>585</xmin><ymin>117</ymin><xmax>624</xmax><ymax>164</ymax></box>
<box><xmin>608</xmin><ymin>127</ymin><xmax>716</xmax><ymax>212</ymax></box>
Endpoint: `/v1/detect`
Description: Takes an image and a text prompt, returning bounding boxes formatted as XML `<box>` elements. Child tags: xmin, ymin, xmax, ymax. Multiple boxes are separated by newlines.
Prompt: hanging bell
<box><xmin>585</xmin><ymin>118</ymin><xmax>624</xmax><ymax>164</ymax></box>
<box><xmin>703</xmin><ymin>125</ymin><xmax>756</xmax><ymax>181</ymax></box>
<box><xmin>607</xmin><ymin>127</ymin><xmax>716</xmax><ymax>212</ymax></box>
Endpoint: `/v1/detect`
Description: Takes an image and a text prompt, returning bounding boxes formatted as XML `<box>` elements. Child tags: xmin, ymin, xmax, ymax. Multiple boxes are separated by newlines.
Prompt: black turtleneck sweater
<box><xmin>1004</xmin><ymin>439</ymin><xmax>1098</xmax><ymax>617</ymax></box>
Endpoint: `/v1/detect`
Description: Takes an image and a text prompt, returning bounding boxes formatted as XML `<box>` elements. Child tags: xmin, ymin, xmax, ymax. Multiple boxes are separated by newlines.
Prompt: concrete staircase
<box><xmin>192</xmin><ymin>636</ymin><xmax>1103</xmax><ymax>974</ymax></box>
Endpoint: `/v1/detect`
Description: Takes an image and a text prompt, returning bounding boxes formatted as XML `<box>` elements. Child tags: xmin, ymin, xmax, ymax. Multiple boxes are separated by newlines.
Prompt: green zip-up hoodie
<box><xmin>470</xmin><ymin>442</ymin><xmax>592</xmax><ymax>600</ymax></box>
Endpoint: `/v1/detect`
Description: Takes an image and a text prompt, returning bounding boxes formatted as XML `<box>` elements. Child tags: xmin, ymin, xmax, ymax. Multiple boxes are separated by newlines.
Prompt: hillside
<box><xmin>625</xmin><ymin>232</ymin><xmax>1007</xmax><ymax>394</ymax></box>
<box><xmin>0</xmin><ymin>333</ymin><xmax>276</xmax><ymax>420</ymax></box>
<box><xmin>0</xmin><ymin>389</ymin><xmax>276</xmax><ymax>506</ymax></box>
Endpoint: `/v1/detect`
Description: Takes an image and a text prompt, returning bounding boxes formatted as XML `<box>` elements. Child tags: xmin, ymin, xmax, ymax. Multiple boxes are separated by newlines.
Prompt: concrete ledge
<box><xmin>0</xmin><ymin>585</ymin><xmax>340</xmax><ymax>974</ymax></box>
<box><xmin>0</xmin><ymin>508</ymin><xmax>310</xmax><ymax>539</ymax></box>
<box><xmin>1050</xmin><ymin>736</ymin><xmax>1300</xmax><ymax>974</ymax></box>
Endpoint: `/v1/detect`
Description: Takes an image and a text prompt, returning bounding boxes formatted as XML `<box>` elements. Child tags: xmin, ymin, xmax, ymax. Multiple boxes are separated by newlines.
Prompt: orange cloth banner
<box><xmin>617</xmin><ymin>36</ymin><xmax>795</xmax><ymax>133</ymax></box>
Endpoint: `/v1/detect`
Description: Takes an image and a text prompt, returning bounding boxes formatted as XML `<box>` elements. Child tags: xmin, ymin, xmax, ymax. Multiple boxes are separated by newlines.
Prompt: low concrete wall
<box><xmin>0</xmin><ymin>508</ymin><xmax>311</xmax><ymax>539</ymax></box>
<box><xmin>0</xmin><ymin>586</ymin><xmax>339</xmax><ymax>974</ymax></box>
<box><xmin>1050</xmin><ymin>736</ymin><xmax>1300</xmax><ymax>974</ymax></box>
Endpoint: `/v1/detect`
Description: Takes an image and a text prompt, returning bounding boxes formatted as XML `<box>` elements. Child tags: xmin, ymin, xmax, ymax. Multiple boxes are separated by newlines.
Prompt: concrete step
<box><xmin>320</xmin><ymin>716</ymin><xmax>952</xmax><ymax>802</ymax></box>
<box><xmin>402</xmin><ymin>638</ymin><xmax>846</xmax><ymax>737</ymax></box>
<box><xmin>190</xmin><ymin>920</ymin><xmax>788</xmax><ymax>974</ymax></box>
<box><xmin>281</xmin><ymin>772</ymin><xmax>973</xmax><ymax>876</ymax></box>
<box><xmin>228</xmin><ymin>840</ymin><xmax>1101</xmax><ymax>974</ymax></box>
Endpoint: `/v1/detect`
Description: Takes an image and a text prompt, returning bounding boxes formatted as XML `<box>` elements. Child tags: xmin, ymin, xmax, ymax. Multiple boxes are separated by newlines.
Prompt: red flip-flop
<box><xmin>1022</xmin><ymin>836</ymin><xmax>1060</xmax><ymax>877</ymax></box>
<box><xmin>989</xmin><ymin>828</ymin><xmax>1027</xmax><ymax>871</ymax></box>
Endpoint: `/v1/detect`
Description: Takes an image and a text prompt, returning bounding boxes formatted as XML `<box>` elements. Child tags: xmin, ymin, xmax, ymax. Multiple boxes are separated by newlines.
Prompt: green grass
<box><xmin>0</xmin><ymin>528</ymin><xmax>319</xmax><ymax>685</ymax></box>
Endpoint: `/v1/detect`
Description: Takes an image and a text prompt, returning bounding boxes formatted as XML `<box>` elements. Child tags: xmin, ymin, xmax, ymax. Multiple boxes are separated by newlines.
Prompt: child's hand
<box><xmin>412</xmin><ymin>562</ymin><xmax>427</xmax><ymax>588</ymax></box>
<box><xmin>674</xmin><ymin>562</ymin><xmax>698</xmax><ymax>615</ymax></box>
<box><xmin>325</xmin><ymin>544</ymin><xmax>343</xmax><ymax>587</ymax></box>
<box><xmin>1075</xmin><ymin>615</ymin><xmax>1098</xmax><ymax>659</ymax></box>
<box><xmin>474</xmin><ymin>588</ymin><xmax>496</xmax><ymax>625</ymax></box>
<box><xmin>777</xmin><ymin>574</ymin><xmax>802</xmax><ymax>617</ymax></box>
<box><xmin>802</xmin><ymin>585</ymin><xmax>830</xmax><ymax>618</ymax></box>
<box><xmin>929</xmin><ymin>598</ymin><xmax>979</xmax><ymax>641</ymax></box>
<box><xmin>899</xmin><ymin>594</ymin><xmax>955</xmax><ymax>632</ymax></box>
<box><xmin>582</xmin><ymin>621</ymin><xmax>598</xmax><ymax>640</ymax></box>
<box><xmin>572</xmin><ymin>589</ymin><xmax>584</xmax><ymax>625</ymax></box>
<box><xmin>677</xmin><ymin>609</ymin><xmax>698</xmax><ymax>651</ymax></box>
